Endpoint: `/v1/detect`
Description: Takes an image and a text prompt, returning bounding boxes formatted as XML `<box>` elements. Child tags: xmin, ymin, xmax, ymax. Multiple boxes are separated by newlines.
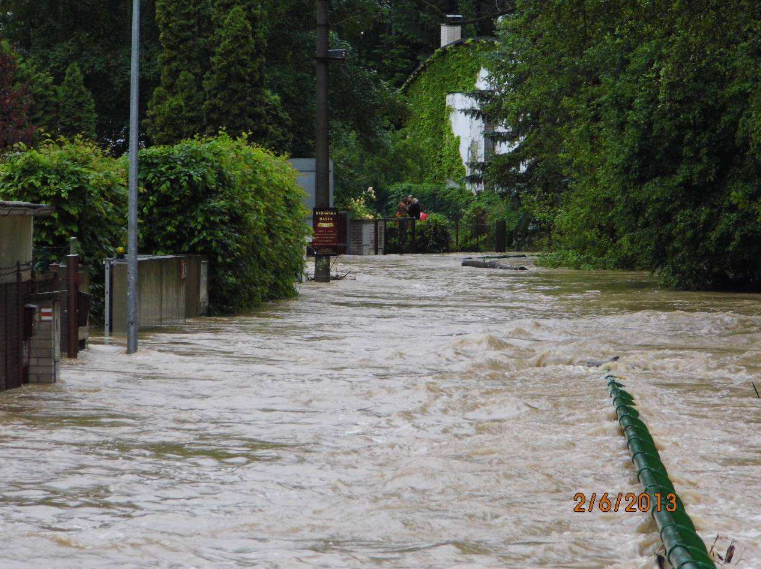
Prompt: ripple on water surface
<box><xmin>0</xmin><ymin>254</ymin><xmax>759</xmax><ymax>568</ymax></box>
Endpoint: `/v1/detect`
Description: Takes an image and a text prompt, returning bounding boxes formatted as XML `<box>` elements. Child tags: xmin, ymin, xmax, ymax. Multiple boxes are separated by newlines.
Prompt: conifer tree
<box><xmin>203</xmin><ymin>3</ymin><xmax>277</xmax><ymax>145</ymax></box>
<box><xmin>147</xmin><ymin>0</ymin><xmax>212</xmax><ymax>144</ymax></box>
<box><xmin>57</xmin><ymin>63</ymin><xmax>97</xmax><ymax>139</ymax></box>
<box><xmin>16</xmin><ymin>58</ymin><xmax>58</xmax><ymax>136</ymax></box>
<box><xmin>0</xmin><ymin>41</ymin><xmax>35</xmax><ymax>149</ymax></box>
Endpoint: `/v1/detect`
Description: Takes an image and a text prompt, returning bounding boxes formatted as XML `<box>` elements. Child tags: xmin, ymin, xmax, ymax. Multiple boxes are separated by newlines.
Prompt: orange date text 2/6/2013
<box><xmin>573</xmin><ymin>492</ymin><xmax>677</xmax><ymax>513</ymax></box>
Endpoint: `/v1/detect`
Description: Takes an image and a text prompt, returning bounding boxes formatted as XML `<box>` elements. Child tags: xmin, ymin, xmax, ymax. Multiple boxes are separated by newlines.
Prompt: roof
<box><xmin>0</xmin><ymin>201</ymin><xmax>54</xmax><ymax>217</ymax></box>
<box><xmin>401</xmin><ymin>37</ymin><xmax>498</xmax><ymax>93</ymax></box>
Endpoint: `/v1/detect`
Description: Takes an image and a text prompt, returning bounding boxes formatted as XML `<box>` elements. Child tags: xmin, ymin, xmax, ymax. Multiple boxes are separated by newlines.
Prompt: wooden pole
<box><xmin>66</xmin><ymin>255</ymin><xmax>79</xmax><ymax>358</ymax></box>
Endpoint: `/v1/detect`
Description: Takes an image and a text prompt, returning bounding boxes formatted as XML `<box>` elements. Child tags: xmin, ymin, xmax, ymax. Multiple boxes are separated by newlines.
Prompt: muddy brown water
<box><xmin>1</xmin><ymin>254</ymin><xmax>759</xmax><ymax>568</ymax></box>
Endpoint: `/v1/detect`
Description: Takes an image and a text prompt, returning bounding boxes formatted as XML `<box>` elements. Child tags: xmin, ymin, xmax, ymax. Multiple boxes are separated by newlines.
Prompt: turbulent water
<box><xmin>1</xmin><ymin>254</ymin><xmax>759</xmax><ymax>568</ymax></box>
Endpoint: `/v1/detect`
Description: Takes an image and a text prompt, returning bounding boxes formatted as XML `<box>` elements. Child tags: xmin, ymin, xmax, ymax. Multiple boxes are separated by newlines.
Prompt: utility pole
<box><xmin>127</xmin><ymin>0</ymin><xmax>141</xmax><ymax>354</ymax></box>
<box><xmin>314</xmin><ymin>0</ymin><xmax>332</xmax><ymax>282</ymax></box>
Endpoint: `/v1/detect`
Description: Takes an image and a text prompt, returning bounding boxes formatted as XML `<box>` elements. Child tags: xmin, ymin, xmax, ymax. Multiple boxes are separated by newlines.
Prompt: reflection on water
<box><xmin>0</xmin><ymin>254</ymin><xmax>759</xmax><ymax>568</ymax></box>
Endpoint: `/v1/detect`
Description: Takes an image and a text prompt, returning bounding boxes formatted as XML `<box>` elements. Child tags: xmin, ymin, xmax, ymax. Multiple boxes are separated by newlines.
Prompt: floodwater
<box><xmin>1</xmin><ymin>254</ymin><xmax>760</xmax><ymax>569</ymax></box>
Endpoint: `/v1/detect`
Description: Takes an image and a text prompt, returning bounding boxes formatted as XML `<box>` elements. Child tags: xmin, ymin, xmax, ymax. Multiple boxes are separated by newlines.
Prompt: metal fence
<box><xmin>380</xmin><ymin>218</ymin><xmax>508</xmax><ymax>254</ymax></box>
<box><xmin>0</xmin><ymin>263</ymin><xmax>34</xmax><ymax>391</ymax></box>
<box><xmin>0</xmin><ymin>255</ymin><xmax>87</xmax><ymax>393</ymax></box>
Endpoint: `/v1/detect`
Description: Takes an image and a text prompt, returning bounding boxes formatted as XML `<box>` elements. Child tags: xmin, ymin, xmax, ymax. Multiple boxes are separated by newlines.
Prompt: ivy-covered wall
<box><xmin>402</xmin><ymin>39</ymin><xmax>497</xmax><ymax>185</ymax></box>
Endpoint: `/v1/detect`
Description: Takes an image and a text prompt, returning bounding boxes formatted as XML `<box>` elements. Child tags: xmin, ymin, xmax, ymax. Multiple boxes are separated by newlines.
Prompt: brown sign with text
<box><xmin>312</xmin><ymin>208</ymin><xmax>340</xmax><ymax>255</ymax></box>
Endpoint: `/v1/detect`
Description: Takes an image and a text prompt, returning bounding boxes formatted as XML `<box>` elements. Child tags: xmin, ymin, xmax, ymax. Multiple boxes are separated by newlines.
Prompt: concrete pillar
<box><xmin>28</xmin><ymin>297</ymin><xmax>61</xmax><ymax>384</ymax></box>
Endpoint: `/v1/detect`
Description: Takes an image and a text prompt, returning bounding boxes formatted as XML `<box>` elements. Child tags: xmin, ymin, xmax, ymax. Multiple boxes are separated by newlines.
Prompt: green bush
<box><xmin>0</xmin><ymin>137</ymin><xmax>127</xmax><ymax>320</ymax></box>
<box><xmin>138</xmin><ymin>134</ymin><xmax>308</xmax><ymax>314</ymax></box>
<box><xmin>415</xmin><ymin>213</ymin><xmax>451</xmax><ymax>253</ymax></box>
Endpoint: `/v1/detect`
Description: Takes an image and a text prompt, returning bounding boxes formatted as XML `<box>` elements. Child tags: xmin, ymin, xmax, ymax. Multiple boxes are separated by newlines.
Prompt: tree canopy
<box><xmin>483</xmin><ymin>0</ymin><xmax>761</xmax><ymax>289</ymax></box>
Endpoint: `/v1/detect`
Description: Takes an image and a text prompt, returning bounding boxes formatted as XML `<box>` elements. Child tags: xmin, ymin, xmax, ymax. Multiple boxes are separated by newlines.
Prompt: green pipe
<box><xmin>605</xmin><ymin>374</ymin><xmax>716</xmax><ymax>569</ymax></box>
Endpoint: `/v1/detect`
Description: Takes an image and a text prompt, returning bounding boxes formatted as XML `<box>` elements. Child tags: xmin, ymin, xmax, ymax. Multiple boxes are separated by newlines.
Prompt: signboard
<box><xmin>40</xmin><ymin>308</ymin><xmax>54</xmax><ymax>322</ymax></box>
<box><xmin>312</xmin><ymin>208</ymin><xmax>340</xmax><ymax>255</ymax></box>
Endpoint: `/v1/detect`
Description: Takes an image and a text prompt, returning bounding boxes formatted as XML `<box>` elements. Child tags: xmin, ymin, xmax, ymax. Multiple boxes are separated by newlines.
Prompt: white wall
<box><xmin>0</xmin><ymin>216</ymin><xmax>33</xmax><ymax>284</ymax></box>
<box><xmin>447</xmin><ymin>68</ymin><xmax>513</xmax><ymax>193</ymax></box>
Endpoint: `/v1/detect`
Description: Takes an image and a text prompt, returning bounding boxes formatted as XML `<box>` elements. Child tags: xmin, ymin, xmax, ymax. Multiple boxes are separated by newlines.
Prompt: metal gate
<box><xmin>0</xmin><ymin>263</ymin><xmax>34</xmax><ymax>391</ymax></box>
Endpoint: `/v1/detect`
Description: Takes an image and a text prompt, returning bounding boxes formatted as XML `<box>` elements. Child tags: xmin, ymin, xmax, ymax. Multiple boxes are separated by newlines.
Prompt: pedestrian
<box><xmin>407</xmin><ymin>196</ymin><xmax>421</xmax><ymax>220</ymax></box>
<box><xmin>396</xmin><ymin>199</ymin><xmax>409</xmax><ymax>218</ymax></box>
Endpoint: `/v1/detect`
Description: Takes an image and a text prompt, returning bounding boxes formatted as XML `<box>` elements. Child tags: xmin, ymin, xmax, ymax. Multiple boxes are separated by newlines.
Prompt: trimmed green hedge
<box><xmin>138</xmin><ymin>135</ymin><xmax>308</xmax><ymax>314</ymax></box>
<box><xmin>0</xmin><ymin>135</ymin><xmax>308</xmax><ymax>318</ymax></box>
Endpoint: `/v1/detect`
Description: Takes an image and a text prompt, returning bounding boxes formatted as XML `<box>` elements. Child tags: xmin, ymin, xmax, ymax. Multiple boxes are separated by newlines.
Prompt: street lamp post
<box><xmin>127</xmin><ymin>0</ymin><xmax>141</xmax><ymax>353</ymax></box>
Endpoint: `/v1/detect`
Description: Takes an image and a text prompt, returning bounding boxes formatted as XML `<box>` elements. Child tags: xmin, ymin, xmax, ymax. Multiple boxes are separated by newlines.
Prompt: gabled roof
<box><xmin>401</xmin><ymin>37</ymin><xmax>498</xmax><ymax>93</ymax></box>
<box><xmin>0</xmin><ymin>201</ymin><xmax>54</xmax><ymax>217</ymax></box>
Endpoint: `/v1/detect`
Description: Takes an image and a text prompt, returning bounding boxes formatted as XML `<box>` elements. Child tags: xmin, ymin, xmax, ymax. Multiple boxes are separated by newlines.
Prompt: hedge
<box><xmin>0</xmin><ymin>135</ymin><xmax>308</xmax><ymax>319</ymax></box>
<box><xmin>137</xmin><ymin>135</ymin><xmax>308</xmax><ymax>314</ymax></box>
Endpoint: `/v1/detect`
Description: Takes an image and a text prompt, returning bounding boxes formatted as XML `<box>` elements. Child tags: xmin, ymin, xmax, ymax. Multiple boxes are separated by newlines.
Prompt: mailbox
<box><xmin>23</xmin><ymin>304</ymin><xmax>38</xmax><ymax>340</ymax></box>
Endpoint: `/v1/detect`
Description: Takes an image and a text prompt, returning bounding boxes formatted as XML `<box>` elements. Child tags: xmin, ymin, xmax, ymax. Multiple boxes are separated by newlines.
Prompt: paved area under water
<box><xmin>1</xmin><ymin>254</ymin><xmax>760</xmax><ymax>568</ymax></box>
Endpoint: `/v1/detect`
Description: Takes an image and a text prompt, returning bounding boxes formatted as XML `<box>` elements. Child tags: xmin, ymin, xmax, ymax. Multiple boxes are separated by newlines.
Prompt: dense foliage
<box><xmin>401</xmin><ymin>39</ymin><xmax>496</xmax><ymax>185</ymax></box>
<box><xmin>0</xmin><ymin>138</ymin><xmax>127</xmax><ymax>319</ymax></box>
<box><xmin>203</xmin><ymin>4</ymin><xmax>288</xmax><ymax>148</ymax></box>
<box><xmin>0</xmin><ymin>0</ymin><xmax>162</xmax><ymax>148</ymax></box>
<box><xmin>484</xmin><ymin>0</ymin><xmax>761</xmax><ymax>289</ymax></box>
<box><xmin>0</xmin><ymin>135</ymin><xmax>309</xmax><ymax>316</ymax></box>
<box><xmin>146</xmin><ymin>0</ymin><xmax>211</xmax><ymax>144</ymax></box>
<box><xmin>414</xmin><ymin>213</ymin><xmax>452</xmax><ymax>253</ymax></box>
<box><xmin>138</xmin><ymin>135</ymin><xmax>308</xmax><ymax>313</ymax></box>
<box><xmin>0</xmin><ymin>41</ymin><xmax>35</xmax><ymax>149</ymax></box>
<box><xmin>0</xmin><ymin>138</ymin><xmax>126</xmax><ymax>268</ymax></box>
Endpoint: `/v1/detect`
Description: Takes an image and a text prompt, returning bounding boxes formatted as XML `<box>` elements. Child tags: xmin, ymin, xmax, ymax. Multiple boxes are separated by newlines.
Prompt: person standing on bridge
<box><xmin>407</xmin><ymin>196</ymin><xmax>421</xmax><ymax>220</ymax></box>
<box><xmin>396</xmin><ymin>199</ymin><xmax>409</xmax><ymax>218</ymax></box>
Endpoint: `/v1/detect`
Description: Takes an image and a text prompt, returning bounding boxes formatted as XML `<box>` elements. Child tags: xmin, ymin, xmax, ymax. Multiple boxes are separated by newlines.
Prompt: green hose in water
<box><xmin>605</xmin><ymin>374</ymin><xmax>716</xmax><ymax>569</ymax></box>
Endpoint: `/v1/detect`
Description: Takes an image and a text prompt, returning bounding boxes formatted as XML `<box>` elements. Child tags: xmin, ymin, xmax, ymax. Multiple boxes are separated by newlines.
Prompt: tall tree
<box><xmin>203</xmin><ymin>3</ymin><xmax>285</xmax><ymax>147</ymax></box>
<box><xmin>15</xmin><ymin>56</ymin><xmax>58</xmax><ymax>137</ymax></box>
<box><xmin>484</xmin><ymin>0</ymin><xmax>761</xmax><ymax>289</ymax></box>
<box><xmin>58</xmin><ymin>63</ymin><xmax>98</xmax><ymax>139</ymax></box>
<box><xmin>146</xmin><ymin>0</ymin><xmax>212</xmax><ymax>144</ymax></box>
<box><xmin>0</xmin><ymin>41</ymin><xmax>35</xmax><ymax>150</ymax></box>
<box><xmin>0</xmin><ymin>0</ymin><xmax>161</xmax><ymax>148</ymax></box>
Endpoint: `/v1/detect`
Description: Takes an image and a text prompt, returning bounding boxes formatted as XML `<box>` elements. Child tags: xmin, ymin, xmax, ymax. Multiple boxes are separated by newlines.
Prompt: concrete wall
<box><xmin>288</xmin><ymin>158</ymin><xmax>334</xmax><ymax>228</ymax></box>
<box><xmin>28</xmin><ymin>296</ymin><xmax>61</xmax><ymax>384</ymax></box>
<box><xmin>184</xmin><ymin>256</ymin><xmax>209</xmax><ymax>318</ymax></box>
<box><xmin>111</xmin><ymin>257</ymin><xmax>187</xmax><ymax>333</ymax></box>
<box><xmin>109</xmin><ymin>255</ymin><xmax>208</xmax><ymax>333</ymax></box>
<box><xmin>0</xmin><ymin>217</ymin><xmax>33</xmax><ymax>284</ymax></box>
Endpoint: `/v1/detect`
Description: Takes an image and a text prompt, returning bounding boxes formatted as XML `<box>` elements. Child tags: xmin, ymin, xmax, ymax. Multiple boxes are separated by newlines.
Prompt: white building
<box><xmin>446</xmin><ymin>68</ymin><xmax>513</xmax><ymax>192</ymax></box>
<box><xmin>403</xmin><ymin>17</ymin><xmax>514</xmax><ymax>193</ymax></box>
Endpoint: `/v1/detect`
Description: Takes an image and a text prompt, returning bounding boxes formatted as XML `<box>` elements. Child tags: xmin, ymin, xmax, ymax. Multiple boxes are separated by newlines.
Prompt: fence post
<box><xmin>495</xmin><ymin>220</ymin><xmax>507</xmax><ymax>253</ymax></box>
<box><xmin>104</xmin><ymin>259</ymin><xmax>111</xmax><ymax>337</ymax></box>
<box><xmin>66</xmin><ymin>254</ymin><xmax>79</xmax><ymax>359</ymax></box>
<box><xmin>374</xmin><ymin>218</ymin><xmax>379</xmax><ymax>256</ymax></box>
<box><xmin>16</xmin><ymin>262</ymin><xmax>23</xmax><ymax>386</ymax></box>
<box><xmin>411</xmin><ymin>219</ymin><xmax>417</xmax><ymax>253</ymax></box>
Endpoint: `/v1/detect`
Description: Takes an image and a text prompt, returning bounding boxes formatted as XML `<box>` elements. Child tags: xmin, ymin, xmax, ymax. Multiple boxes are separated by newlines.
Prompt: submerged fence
<box><xmin>0</xmin><ymin>263</ymin><xmax>33</xmax><ymax>391</ymax></box>
<box><xmin>0</xmin><ymin>256</ymin><xmax>89</xmax><ymax>392</ymax></box>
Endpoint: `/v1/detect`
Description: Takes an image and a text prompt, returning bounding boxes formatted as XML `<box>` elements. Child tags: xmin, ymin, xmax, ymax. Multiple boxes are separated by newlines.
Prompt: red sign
<box><xmin>312</xmin><ymin>208</ymin><xmax>340</xmax><ymax>255</ymax></box>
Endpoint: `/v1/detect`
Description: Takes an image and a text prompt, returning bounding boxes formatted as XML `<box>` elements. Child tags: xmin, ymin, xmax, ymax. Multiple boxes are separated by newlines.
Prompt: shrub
<box><xmin>415</xmin><ymin>213</ymin><xmax>451</xmax><ymax>253</ymax></box>
<box><xmin>0</xmin><ymin>137</ymin><xmax>127</xmax><ymax>320</ymax></box>
<box><xmin>138</xmin><ymin>134</ymin><xmax>308</xmax><ymax>314</ymax></box>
